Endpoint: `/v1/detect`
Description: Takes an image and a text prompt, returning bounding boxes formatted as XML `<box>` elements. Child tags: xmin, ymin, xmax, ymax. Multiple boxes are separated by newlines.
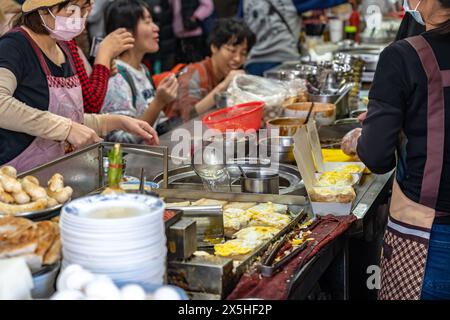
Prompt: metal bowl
<box><xmin>266</xmin><ymin>118</ymin><xmax>306</xmax><ymax>136</ymax></box>
<box><xmin>259</xmin><ymin>137</ymin><xmax>295</xmax><ymax>164</ymax></box>
<box><xmin>241</xmin><ymin>170</ymin><xmax>280</xmax><ymax>195</ymax></box>
<box><xmin>282</xmin><ymin>103</ymin><xmax>336</xmax><ymax>127</ymax></box>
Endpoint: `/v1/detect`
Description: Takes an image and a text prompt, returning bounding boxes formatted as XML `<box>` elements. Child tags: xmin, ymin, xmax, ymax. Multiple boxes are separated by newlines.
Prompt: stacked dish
<box><xmin>60</xmin><ymin>194</ymin><xmax>166</xmax><ymax>286</ymax></box>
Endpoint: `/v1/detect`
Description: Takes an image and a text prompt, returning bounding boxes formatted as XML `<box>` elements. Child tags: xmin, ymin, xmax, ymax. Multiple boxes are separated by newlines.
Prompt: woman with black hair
<box><xmin>101</xmin><ymin>0</ymin><xmax>178</xmax><ymax>144</ymax></box>
<box><xmin>343</xmin><ymin>0</ymin><xmax>450</xmax><ymax>300</ymax></box>
<box><xmin>0</xmin><ymin>0</ymin><xmax>159</xmax><ymax>172</ymax></box>
<box><xmin>170</xmin><ymin>18</ymin><xmax>255</xmax><ymax>122</ymax></box>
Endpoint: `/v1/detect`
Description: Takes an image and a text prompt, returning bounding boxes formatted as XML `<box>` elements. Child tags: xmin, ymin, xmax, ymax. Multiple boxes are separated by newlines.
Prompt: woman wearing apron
<box><xmin>0</xmin><ymin>0</ymin><xmax>159</xmax><ymax>173</ymax></box>
<box><xmin>345</xmin><ymin>0</ymin><xmax>450</xmax><ymax>299</ymax></box>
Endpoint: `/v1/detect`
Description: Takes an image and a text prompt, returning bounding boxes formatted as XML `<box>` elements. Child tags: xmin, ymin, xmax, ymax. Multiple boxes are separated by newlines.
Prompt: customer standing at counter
<box><xmin>238</xmin><ymin>0</ymin><xmax>348</xmax><ymax>76</ymax></box>
<box><xmin>169</xmin><ymin>18</ymin><xmax>255</xmax><ymax>122</ymax></box>
<box><xmin>343</xmin><ymin>0</ymin><xmax>450</xmax><ymax>300</ymax></box>
<box><xmin>101</xmin><ymin>0</ymin><xmax>179</xmax><ymax>144</ymax></box>
<box><xmin>0</xmin><ymin>0</ymin><xmax>159</xmax><ymax>173</ymax></box>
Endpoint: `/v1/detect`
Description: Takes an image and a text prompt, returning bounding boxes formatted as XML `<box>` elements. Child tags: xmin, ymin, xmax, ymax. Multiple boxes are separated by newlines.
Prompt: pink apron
<box><xmin>6</xmin><ymin>28</ymin><xmax>83</xmax><ymax>174</ymax></box>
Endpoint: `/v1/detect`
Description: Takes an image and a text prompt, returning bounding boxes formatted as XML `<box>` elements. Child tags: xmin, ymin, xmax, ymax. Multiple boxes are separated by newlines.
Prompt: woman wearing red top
<box><xmin>67</xmin><ymin>28</ymin><xmax>135</xmax><ymax>113</ymax></box>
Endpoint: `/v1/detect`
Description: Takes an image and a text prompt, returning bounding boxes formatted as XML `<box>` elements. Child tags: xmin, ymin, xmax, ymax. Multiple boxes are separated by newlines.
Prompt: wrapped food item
<box><xmin>341</xmin><ymin>128</ymin><xmax>362</xmax><ymax>157</ymax></box>
<box><xmin>309</xmin><ymin>186</ymin><xmax>356</xmax><ymax>203</ymax></box>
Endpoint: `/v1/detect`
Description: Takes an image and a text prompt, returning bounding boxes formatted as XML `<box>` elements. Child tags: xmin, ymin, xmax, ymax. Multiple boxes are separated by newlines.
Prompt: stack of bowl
<box><xmin>60</xmin><ymin>194</ymin><xmax>166</xmax><ymax>287</ymax></box>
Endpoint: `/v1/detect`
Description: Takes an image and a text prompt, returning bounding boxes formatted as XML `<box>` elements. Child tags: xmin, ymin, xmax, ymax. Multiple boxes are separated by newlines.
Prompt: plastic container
<box><xmin>202</xmin><ymin>102</ymin><xmax>264</xmax><ymax>133</ymax></box>
<box><xmin>32</xmin><ymin>263</ymin><xmax>60</xmax><ymax>299</ymax></box>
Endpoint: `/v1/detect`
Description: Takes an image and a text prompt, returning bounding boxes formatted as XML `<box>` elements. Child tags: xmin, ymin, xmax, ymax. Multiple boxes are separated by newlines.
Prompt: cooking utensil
<box><xmin>241</xmin><ymin>171</ymin><xmax>280</xmax><ymax>195</ymax></box>
<box><xmin>304</xmin><ymin>102</ymin><xmax>315</xmax><ymax>124</ymax></box>
<box><xmin>238</xmin><ymin>165</ymin><xmax>247</xmax><ymax>178</ymax></box>
<box><xmin>260</xmin><ymin>216</ymin><xmax>321</xmax><ymax>277</ymax></box>
<box><xmin>139</xmin><ymin>168</ymin><xmax>145</xmax><ymax>194</ymax></box>
<box><xmin>166</xmin><ymin>205</ymin><xmax>224</xmax><ymax>248</ymax></box>
<box><xmin>259</xmin><ymin>136</ymin><xmax>296</xmax><ymax>164</ymax></box>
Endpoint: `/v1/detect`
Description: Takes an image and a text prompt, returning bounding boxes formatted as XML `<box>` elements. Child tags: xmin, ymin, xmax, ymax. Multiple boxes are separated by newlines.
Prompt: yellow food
<box><xmin>339</xmin><ymin>164</ymin><xmax>364</xmax><ymax>175</ymax></box>
<box><xmin>247</xmin><ymin>202</ymin><xmax>287</xmax><ymax>215</ymax></box>
<box><xmin>233</xmin><ymin>226</ymin><xmax>280</xmax><ymax>242</ymax></box>
<box><xmin>223</xmin><ymin>208</ymin><xmax>252</xmax><ymax>232</ymax></box>
<box><xmin>248</xmin><ymin>211</ymin><xmax>291</xmax><ymax>229</ymax></box>
<box><xmin>316</xmin><ymin>171</ymin><xmax>354</xmax><ymax>187</ymax></box>
<box><xmin>214</xmin><ymin>239</ymin><xmax>261</xmax><ymax>257</ymax></box>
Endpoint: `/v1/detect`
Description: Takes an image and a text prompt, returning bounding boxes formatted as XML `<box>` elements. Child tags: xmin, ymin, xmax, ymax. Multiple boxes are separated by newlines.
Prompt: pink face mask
<box><xmin>40</xmin><ymin>9</ymin><xmax>86</xmax><ymax>41</ymax></box>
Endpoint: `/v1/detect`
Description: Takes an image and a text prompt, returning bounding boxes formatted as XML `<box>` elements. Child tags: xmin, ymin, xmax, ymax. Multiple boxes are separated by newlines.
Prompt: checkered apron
<box><xmin>378</xmin><ymin>35</ymin><xmax>450</xmax><ymax>300</ymax></box>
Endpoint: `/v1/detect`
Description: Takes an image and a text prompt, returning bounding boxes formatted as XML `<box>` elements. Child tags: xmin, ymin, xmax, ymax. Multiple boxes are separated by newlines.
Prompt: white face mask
<box><xmin>403</xmin><ymin>0</ymin><xmax>425</xmax><ymax>26</ymax></box>
<box><xmin>40</xmin><ymin>9</ymin><xmax>86</xmax><ymax>41</ymax></box>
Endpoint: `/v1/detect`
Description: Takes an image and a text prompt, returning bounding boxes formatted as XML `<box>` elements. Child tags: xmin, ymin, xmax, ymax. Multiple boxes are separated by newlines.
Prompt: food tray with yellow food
<box><xmin>308</xmin><ymin>186</ymin><xmax>356</xmax><ymax>216</ymax></box>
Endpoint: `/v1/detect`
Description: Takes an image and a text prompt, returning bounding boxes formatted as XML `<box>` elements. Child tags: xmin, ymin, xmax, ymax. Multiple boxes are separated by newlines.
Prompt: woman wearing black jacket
<box><xmin>346</xmin><ymin>0</ymin><xmax>450</xmax><ymax>300</ymax></box>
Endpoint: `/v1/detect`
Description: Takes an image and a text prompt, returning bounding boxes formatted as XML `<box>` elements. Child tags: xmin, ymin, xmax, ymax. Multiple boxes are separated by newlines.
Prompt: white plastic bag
<box><xmin>227</xmin><ymin>75</ymin><xmax>308</xmax><ymax>125</ymax></box>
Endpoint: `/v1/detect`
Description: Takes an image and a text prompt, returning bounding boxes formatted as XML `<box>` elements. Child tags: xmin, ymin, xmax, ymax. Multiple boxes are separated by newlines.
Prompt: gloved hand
<box><xmin>341</xmin><ymin>128</ymin><xmax>362</xmax><ymax>157</ymax></box>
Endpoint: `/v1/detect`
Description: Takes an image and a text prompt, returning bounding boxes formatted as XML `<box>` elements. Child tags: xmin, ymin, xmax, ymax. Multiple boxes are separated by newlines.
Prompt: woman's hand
<box><xmin>341</xmin><ymin>128</ymin><xmax>362</xmax><ymax>157</ymax></box>
<box><xmin>96</xmin><ymin>28</ymin><xmax>135</xmax><ymax>68</ymax></box>
<box><xmin>110</xmin><ymin>59</ymin><xmax>118</xmax><ymax>77</ymax></box>
<box><xmin>155</xmin><ymin>74</ymin><xmax>179</xmax><ymax>106</ymax></box>
<box><xmin>67</xmin><ymin>122</ymin><xmax>103</xmax><ymax>149</ymax></box>
<box><xmin>118</xmin><ymin>116</ymin><xmax>160</xmax><ymax>145</ymax></box>
<box><xmin>358</xmin><ymin>111</ymin><xmax>367</xmax><ymax>123</ymax></box>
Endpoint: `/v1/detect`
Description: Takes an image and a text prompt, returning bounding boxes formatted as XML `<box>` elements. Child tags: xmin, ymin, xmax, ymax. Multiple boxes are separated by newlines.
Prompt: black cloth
<box><xmin>181</xmin><ymin>0</ymin><xmax>200</xmax><ymax>31</ymax></box>
<box><xmin>395</xmin><ymin>12</ymin><xmax>426</xmax><ymax>41</ymax></box>
<box><xmin>0</xmin><ymin>31</ymin><xmax>74</xmax><ymax>165</ymax></box>
<box><xmin>175</xmin><ymin>35</ymin><xmax>207</xmax><ymax>64</ymax></box>
<box><xmin>144</xmin><ymin>0</ymin><xmax>176</xmax><ymax>68</ymax></box>
<box><xmin>357</xmin><ymin>30</ymin><xmax>450</xmax><ymax>213</ymax></box>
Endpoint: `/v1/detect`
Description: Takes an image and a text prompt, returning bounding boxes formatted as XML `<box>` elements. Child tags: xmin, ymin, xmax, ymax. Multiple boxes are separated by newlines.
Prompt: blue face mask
<box><xmin>403</xmin><ymin>0</ymin><xmax>425</xmax><ymax>25</ymax></box>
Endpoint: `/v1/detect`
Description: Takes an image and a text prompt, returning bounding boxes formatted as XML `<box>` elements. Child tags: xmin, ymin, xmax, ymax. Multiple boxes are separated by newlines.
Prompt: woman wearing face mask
<box><xmin>0</xmin><ymin>0</ymin><xmax>160</xmax><ymax>173</ymax></box>
<box><xmin>341</xmin><ymin>0</ymin><xmax>450</xmax><ymax>300</ymax></box>
<box><xmin>101</xmin><ymin>0</ymin><xmax>179</xmax><ymax>144</ymax></box>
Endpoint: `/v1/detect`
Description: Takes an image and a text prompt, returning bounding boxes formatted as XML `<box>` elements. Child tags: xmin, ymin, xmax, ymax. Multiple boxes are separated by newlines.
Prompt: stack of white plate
<box><xmin>60</xmin><ymin>194</ymin><xmax>166</xmax><ymax>286</ymax></box>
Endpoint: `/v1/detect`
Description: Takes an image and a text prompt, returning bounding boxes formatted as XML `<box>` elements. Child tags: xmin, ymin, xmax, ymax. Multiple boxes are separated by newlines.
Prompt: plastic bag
<box><xmin>341</xmin><ymin>128</ymin><xmax>362</xmax><ymax>157</ymax></box>
<box><xmin>227</xmin><ymin>75</ymin><xmax>308</xmax><ymax>125</ymax></box>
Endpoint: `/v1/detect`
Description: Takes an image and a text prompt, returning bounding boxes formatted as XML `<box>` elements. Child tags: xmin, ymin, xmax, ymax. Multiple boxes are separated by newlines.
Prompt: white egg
<box><xmin>120</xmin><ymin>285</ymin><xmax>147</xmax><ymax>300</ymax></box>
<box><xmin>152</xmin><ymin>287</ymin><xmax>181</xmax><ymax>300</ymax></box>
<box><xmin>56</xmin><ymin>264</ymin><xmax>84</xmax><ymax>291</ymax></box>
<box><xmin>51</xmin><ymin>290</ymin><xmax>85</xmax><ymax>300</ymax></box>
<box><xmin>84</xmin><ymin>277</ymin><xmax>121</xmax><ymax>300</ymax></box>
<box><xmin>65</xmin><ymin>270</ymin><xmax>96</xmax><ymax>291</ymax></box>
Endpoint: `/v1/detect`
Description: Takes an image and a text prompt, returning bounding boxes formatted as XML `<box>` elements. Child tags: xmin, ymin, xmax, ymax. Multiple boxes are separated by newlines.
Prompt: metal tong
<box><xmin>259</xmin><ymin>215</ymin><xmax>322</xmax><ymax>278</ymax></box>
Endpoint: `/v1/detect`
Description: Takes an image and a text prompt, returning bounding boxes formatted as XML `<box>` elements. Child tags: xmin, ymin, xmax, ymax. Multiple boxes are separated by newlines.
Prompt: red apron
<box><xmin>5</xmin><ymin>27</ymin><xmax>84</xmax><ymax>174</ymax></box>
<box><xmin>379</xmin><ymin>35</ymin><xmax>450</xmax><ymax>300</ymax></box>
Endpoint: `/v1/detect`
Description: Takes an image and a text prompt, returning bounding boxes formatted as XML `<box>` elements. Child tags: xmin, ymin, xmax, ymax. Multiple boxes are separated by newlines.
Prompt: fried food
<box><xmin>47</xmin><ymin>186</ymin><xmax>73</xmax><ymax>204</ymax></box>
<box><xmin>21</xmin><ymin>176</ymin><xmax>47</xmax><ymax>201</ymax></box>
<box><xmin>0</xmin><ymin>173</ymin><xmax>22</xmax><ymax>193</ymax></box>
<box><xmin>0</xmin><ymin>226</ymin><xmax>39</xmax><ymax>259</ymax></box>
<box><xmin>316</xmin><ymin>171</ymin><xmax>354</xmax><ymax>187</ymax></box>
<box><xmin>12</xmin><ymin>190</ymin><xmax>31</xmax><ymax>205</ymax></box>
<box><xmin>0</xmin><ymin>198</ymin><xmax>48</xmax><ymax>215</ymax></box>
<box><xmin>0</xmin><ymin>216</ymin><xmax>33</xmax><ymax>239</ymax></box>
<box><xmin>0</xmin><ymin>166</ymin><xmax>17</xmax><ymax>178</ymax></box>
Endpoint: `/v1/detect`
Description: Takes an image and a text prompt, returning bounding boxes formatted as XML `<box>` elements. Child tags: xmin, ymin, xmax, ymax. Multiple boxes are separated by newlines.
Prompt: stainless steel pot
<box><xmin>259</xmin><ymin>136</ymin><xmax>295</xmax><ymax>164</ymax></box>
<box><xmin>241</xmin><ymin>171</ymin><xmax>280</xmax><ymax>195</ymax></box>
